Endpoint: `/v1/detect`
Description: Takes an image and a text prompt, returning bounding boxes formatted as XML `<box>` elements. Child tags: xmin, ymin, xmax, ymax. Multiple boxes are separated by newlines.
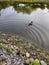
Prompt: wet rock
<box><xmin>40</xmin><ymin>60</ymin><xmax>47</xmax><ymax>65</ymax></box>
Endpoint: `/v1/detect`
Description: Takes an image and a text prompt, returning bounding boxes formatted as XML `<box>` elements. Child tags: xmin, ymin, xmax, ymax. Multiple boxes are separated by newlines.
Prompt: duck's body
<box><xmin>28</xmin><ymin>21</ymin><xmax>33</xmax><ymax>26</ymax></box>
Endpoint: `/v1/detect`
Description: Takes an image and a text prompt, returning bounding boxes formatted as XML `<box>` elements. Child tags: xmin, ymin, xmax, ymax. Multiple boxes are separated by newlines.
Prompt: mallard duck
<box><xmin>28</xmin><ymin>21</ymin><xmax>33</xmax><ymax>26</ymax></box>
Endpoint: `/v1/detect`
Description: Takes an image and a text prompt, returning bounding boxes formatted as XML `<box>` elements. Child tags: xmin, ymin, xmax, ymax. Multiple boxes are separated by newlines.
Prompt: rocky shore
<box><xmin>0</xmin><ymin>33</ymin><xmax>49</xmax><ymax>65</ymax></box>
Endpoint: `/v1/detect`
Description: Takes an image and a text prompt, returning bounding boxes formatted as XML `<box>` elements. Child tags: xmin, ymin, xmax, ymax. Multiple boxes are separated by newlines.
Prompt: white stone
<box><xmin>40</xmin><ymin>60</ymin><xmax>47</xmax><ymax>65</ymax></box>
<box><xmin>26</xmin><ymin>52</ymin><xmax>30</xmax><ymax>58</ymax></box>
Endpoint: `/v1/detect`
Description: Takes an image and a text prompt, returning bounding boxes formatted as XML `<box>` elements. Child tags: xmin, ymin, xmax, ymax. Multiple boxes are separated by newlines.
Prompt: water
<box><xmin>0</xmin><ymin>4</ymin><xmax>49</xmax><ymax>50</ymax></box>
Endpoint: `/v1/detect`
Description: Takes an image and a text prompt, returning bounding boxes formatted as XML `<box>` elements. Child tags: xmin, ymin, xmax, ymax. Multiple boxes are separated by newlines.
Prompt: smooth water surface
<box><xmin>0</xmin><ymin>4</ymin><xmax>49</xmax><ymax>50</ymax></box>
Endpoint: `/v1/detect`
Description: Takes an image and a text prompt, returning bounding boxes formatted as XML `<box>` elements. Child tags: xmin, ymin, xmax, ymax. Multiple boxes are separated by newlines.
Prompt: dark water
<box><xmin>0</xmin><ymin>4</ymin><xmax>49</xmax><ymax>50</ymax></box>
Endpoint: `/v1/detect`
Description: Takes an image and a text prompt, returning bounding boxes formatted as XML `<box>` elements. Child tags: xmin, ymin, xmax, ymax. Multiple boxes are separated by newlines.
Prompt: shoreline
<box><xmin>0</xmin><ymin>33</ymin><xmax>49</xmax><ymax>65</ymax></box>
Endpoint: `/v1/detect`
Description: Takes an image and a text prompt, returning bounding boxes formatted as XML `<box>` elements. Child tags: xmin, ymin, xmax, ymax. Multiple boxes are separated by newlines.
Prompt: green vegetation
<box><xmin>6</xmin><ymin>47</ymin><xmax>13</xmax><ymax>53</ymax></box>
<box><xmin>17</xmin><ymin>0</ymin><xmax>49</xmax><ymax>2</ymax></box>
<box><xmin>0</xmin><ymin>0</ymin><xmax>49</xmax><ymax>2</ymax></box>
<box><xmin>0</xmin><ymin>1</ymin><xmax>49</xmax><ymax>14</ymax></box>
<box><xmin>0</xmin><ymin>1</ymin><xmax>47</xmax><ymax>14</ymax></box>
<box><xmin>0</xmin><ymin>42</ymin><xmax>13</xmax><ymax>53</ymax></box>
<box><xmin>29</xmin><ymin>59</ymin><xmax>40</xmax><ymax>65</ymax></box>
<box><xmin>0</xmin><ymin>0</ymin><xmax>49</xmax><ymax>10</ymax></box>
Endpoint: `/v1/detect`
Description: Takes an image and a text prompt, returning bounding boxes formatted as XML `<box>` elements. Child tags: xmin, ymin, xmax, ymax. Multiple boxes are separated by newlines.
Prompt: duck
<box><xmin>28</xmin><ymin>21</ymin><xmax>33</xmax><ymax>26</ymax></box>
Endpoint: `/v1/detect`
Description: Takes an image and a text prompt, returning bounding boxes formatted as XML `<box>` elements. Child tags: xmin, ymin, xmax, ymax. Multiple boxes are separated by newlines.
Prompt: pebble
<box><xmin>29</xmin><ymin>58</ymin><xmax>34</xmax><ymax>61</ymax></box>
<box><xmin>40</xmin><ymin>60</ymin><xmax>47</xmax><ymax>65</ymax></box>
<box><xmin>0</xmin><ymin>33</ymin><xmax>48</xmax><ymax>65</ymax></box>
<box><xmin>26</xmin><ymin>52</ymin><xmax>30</xmax><ymax>58</ymax></box>
<box><xmin>14</xmin><ymin>46</ymin><xmax>19</xmax><ymax>50</ymax></box>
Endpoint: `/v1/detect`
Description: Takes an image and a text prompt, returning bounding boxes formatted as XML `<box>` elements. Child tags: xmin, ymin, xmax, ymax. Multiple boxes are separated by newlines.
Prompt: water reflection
<box><xmin>0</xmin><ymin>2</ymin><xmax>49</xmax><ymax>14</ymax></box>
<box><xmin>9</xmin><ymin>3</ymin><xmax>47</xmax><ymax>14</ymax></box>
<box><xmin>0</xmin><ymin>4</ymin><xmax>49</xmax><ymax>51</ymax></box>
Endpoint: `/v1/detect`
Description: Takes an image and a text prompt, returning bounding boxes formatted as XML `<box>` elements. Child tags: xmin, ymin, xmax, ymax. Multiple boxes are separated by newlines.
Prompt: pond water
<box><xmin>0</xmin><ymin>4</ymin><xmax>49</xmax><ymax>50</ymax></box>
